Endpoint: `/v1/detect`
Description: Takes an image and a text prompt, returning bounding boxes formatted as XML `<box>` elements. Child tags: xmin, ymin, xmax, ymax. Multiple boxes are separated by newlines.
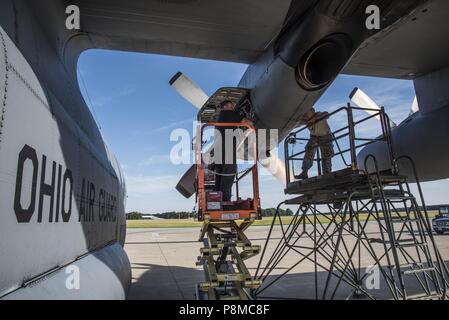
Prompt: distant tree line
<box><xmin>125</xmin><ymin>208</ymin><xmax>294</xmax><ymax>220</ymax></box>
<box><xmin>262</xmin><ymin>208</ymin><xmax>294</xmax><ymax>217</ymax></box>
<box><xmin>126</xmin><ymin>211</ymin><xmax>143</xmax><ymax>220</ymax></box>
<box><xmin>154</xmin><ymin>211</ymin><xmax>196</xmax><ymax>219</ymax></box>
<box><xmin>126</xmin><ymin>204</ymin><xmax>449</xmax><ymax>220</ymax></box>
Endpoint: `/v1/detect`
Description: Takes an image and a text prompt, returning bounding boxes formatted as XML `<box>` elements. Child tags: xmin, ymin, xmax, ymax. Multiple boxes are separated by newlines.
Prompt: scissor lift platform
<box><xmin>194</xmin><ymin>121</ymin><xmax>262</xmax><ymax>300</ymax></box>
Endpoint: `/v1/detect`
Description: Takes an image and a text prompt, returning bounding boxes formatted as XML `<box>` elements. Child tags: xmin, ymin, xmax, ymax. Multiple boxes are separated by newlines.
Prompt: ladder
<box><xmin>364</xmin><ymin>156</ymin><xmax>448</xmax><ymax>300</ymax></box>
<box><xmin>254</xmin><ymin>165</ymin><xmax>449</xmax><ymax>300</ymax></box>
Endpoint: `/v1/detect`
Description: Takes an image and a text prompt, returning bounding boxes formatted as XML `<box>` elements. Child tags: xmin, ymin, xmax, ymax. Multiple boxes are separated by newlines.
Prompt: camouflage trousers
<box><xmin>302</xmin><ymin>134</ymin><xmax>334</xmax><ymax>174</ymax></box>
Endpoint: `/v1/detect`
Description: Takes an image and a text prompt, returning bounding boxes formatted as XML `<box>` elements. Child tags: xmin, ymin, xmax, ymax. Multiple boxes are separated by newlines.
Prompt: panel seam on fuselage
<box><xmin>0</xmin><ymin>240</ymin><xmax>121</xmax><ymax>299</ymax></box>
<box><xmin>6</xmin><ymin>64</ymin><xmax>50</xmax><ymax>110</ymax></box>
<box><xmin>0</xmin><ymin>29</ymin><xmax>8</xmax><ymax>148</ymax></box>
<box><xmin>0</xmin><ymin>28</ymin><xmax>50</xmax><ymax>113</ymax></box>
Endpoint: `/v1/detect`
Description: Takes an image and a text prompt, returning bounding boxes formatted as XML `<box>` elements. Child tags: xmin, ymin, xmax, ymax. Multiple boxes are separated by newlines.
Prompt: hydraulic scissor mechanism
<box><xmin>196</xmin><ymin>218</ymin><xmax>261</xmax><ymax>300</ymax></box>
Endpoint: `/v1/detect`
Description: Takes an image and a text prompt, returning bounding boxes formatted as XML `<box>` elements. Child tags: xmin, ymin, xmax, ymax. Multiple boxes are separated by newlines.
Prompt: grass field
<box><xmin>126</xmin><ymin>211</ymin><xmax>438</xmax><ymax>228</ymax></box>
<box><xmin>126</xmin><ymin>216</ymin><xmax>296</xmax><ymax>228</ymax></box>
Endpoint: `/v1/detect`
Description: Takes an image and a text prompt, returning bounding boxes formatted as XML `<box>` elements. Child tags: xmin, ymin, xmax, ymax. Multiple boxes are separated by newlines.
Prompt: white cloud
<box><xmin>150</xmin><ymin>118</ymin><xmax>194</xmax><ymax>134</ymax></box>
<box><xmin>124</xmin><ymin>173</ymin><xmax>195</xmax><ymax>213</ymax></box>
<box><xmin>92</xmin><ymin>85</ymin><xmax>137</xmax><ymax>107</ymax></box>
<box><xmin>125</xmin><ymin>174</ymin><xmax>180</xmax><ymax>195</ymax></box>
<box><xmin>136</xmin><ymin>118</ymin><xmax>193</xmax><ymax>136</ymax></box>
<box><xmin>125</xmin><ymin>118</ymin><xmax>194</xmax><ymax>144</ymax></box>
<box><xmin>138</xmin><ymin>154</ymin><xmax>171</xmax><ymax>166</ymax></box>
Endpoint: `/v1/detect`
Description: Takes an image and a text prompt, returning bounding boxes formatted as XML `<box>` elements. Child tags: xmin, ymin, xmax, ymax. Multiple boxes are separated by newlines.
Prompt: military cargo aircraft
<box><xmin>0</xmin><ymin>0</ymin><xmax>448</xmax><ymax>299</ymax></box>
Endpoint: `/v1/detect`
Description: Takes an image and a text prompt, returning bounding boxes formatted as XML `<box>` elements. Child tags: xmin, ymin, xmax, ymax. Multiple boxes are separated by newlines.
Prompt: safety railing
<box><xmin>196</xmin><ymin>122</ymin><xmax>261</xmax><ymax>220</ymax></box>
<box><xmin>284</xmin><ymin>104</ymin><xmax>395</xmax><ymax>185</ymax></box>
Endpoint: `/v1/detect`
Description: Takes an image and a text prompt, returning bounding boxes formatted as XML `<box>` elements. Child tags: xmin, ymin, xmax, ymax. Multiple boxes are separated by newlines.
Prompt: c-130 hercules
<box><xmin>0</xmin><ymin>0</ymin><xmax>448</xmax><ymax>299</ymax></box>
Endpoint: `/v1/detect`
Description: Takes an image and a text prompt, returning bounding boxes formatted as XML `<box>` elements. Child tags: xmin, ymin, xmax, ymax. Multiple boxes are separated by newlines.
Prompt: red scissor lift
<box><xmin>195</xmin><ymin>121</ymin><xmax>262</xmax><ymax>300</ymax></box>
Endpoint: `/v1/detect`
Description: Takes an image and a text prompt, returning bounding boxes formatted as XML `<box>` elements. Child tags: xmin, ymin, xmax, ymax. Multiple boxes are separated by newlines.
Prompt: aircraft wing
<box><xmin>342</xmin><ymin>0</ymin><xmax>449</xmax><ymax>79</ymax></box>
<box><xmin>75</xmin><ymin>0</ymin><xmax>294</xmax><ymax>64</ymax></box>
<box><xmin>74</xmin><ymin>0</ymin><xmax>449</xmax><ymax>80</ymax></box>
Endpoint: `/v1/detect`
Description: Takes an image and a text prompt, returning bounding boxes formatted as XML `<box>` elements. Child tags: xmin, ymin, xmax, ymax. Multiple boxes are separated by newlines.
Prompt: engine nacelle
<box><xmin>239</xmin><ymin>0</ymin><xmax>412</xmax><ymax>141</ymax></box>
<box><xmin>357</xmin><ymin>106</ymin><xmax>449</xmax><ymax>182</ymax></box>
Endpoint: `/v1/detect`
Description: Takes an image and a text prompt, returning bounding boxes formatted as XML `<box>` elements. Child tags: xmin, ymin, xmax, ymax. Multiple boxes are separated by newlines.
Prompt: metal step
<box><xmin>370</xmin><ymin>174</ymin><xmax>407</xmax><ymax>184</ymax></box>
<box><xmin>369</xmin><ymin>194</ymin><xmax>416</xmax><ymax>202</ymax></box>
<box><xmin>402</xmin><ymin>266</ymin><xmax>436</xmax><ymax>275</ymax></box>
<box><xmin>390</xmin><ymin>217</ymin><xmax>418</xmax><ymax>223</ymax></box>
<box><xmin>395</xmin><ymin>262</ymin><xmax>424</xmax><ymax>269</ymax></box>
<box><xmin>368</xmin><ymin>238</ymin><xmax>422</xmax><ymax>246</ymax></box>
<box><xmin>407</xmin><ymin>292</ymin><xmax>442</xmax><ymax>300</ymax></box>
<box><xmin>397</xmin><ymin>242</ymin><xmax>428</xmax><ymax>249</ymax></box>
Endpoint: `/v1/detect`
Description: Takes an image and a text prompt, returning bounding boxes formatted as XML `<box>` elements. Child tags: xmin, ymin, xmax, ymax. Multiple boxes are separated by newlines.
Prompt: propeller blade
<box><xmin>411</xmin><ymin>96</ymin><xmax>419</xmax><ymax>115</ymax></box>
<box><xmin>350</xmin><ymin>87</ymin><xmax>382</xmax><ymax>120</ymax></box>
<box><xmin>259</xmin><ymin>154</ymin><xmax>291</xmax><ymax>186</ymax></box>
<box><xmin>350</xmin><ymin>87</ymin><xmax>397</xmax><ymax>127</ymax></box>
<box><xmin>233</xmin><ymin>128</ymin><xmax>289</xmax><ymax>185</ymax></box>
<box><xmin>175</xmin><ymin>146</ymin><xmax>289</xmax><ymax>199</ymax></box>
<box><xmin>169</xmin><ymin>72</ymin><xmax>209</xmax><ymax>109</ymax></box>
<box><xmin>175</xmin><ymin>164</ymin><xmax>197</xmax><ymax>199</ymax></box>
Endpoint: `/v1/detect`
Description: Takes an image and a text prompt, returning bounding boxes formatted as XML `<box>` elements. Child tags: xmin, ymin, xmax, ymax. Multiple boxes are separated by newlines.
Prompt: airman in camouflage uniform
<box><xmin>297</xmin><ymin>108</ymin><xmax>334</xmax><ymax>179</ymax></box>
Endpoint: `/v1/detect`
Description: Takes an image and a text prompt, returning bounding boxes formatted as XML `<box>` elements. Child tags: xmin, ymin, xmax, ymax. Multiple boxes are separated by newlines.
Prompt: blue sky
<box><xmin>77</xmin><ymin>50</ymin><xmax>449</xmax><ymax>213</ymax></box>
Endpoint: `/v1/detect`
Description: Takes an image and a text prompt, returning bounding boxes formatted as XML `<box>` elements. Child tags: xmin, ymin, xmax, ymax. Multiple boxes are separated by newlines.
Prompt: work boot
<box><xmin>295</xmin><ymin>171</ymin><xmax>308</xmax><ymax>180</ymax></box>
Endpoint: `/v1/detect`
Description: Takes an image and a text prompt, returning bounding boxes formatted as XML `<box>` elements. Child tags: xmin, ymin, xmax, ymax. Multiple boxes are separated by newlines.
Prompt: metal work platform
<box><xmin>254</xmin><ymin>105</ymin><xmax>449</xmax><ymax>300</ymax></box>
<box><xmin>196</xmin><ymin>87</ymin><xmax>251</xmax><ymax>123</ymax></box>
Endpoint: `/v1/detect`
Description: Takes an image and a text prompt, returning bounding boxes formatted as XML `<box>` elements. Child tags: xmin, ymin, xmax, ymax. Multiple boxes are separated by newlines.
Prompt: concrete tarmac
<box><xmin>125</xmin><ymin>223</ymin><xmax>449</xmax><ymax>300</ymax></box>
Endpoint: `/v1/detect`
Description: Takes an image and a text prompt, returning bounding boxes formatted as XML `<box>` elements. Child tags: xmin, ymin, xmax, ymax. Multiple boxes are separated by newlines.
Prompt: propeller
<box><xmin>169</xmin><ymin>72</ymin><xmax>209</xmax><ymax>109</ymax></box>
<box><xmin>350</xmin><ymin>87</ymin><xmax>420</xmax><ymax>125</ymax></box>
<box><xmin>349</xmin><ymin>87</ymin><xmax>397</xmax><ymax>127</ymax></box>
<box><xmin>170</xmin><ymin>72</ymin><xmax>288</xmax><ymax>198</ymax></box>
<box><xmin>259</xmin><ymin>155</ymin><xmax>290</xmax><ymax>185</ymax></box>
<box><xmin>411</xmin><ymin>96</ymin><xmax>419</xmax><ymax>115</ymax></box>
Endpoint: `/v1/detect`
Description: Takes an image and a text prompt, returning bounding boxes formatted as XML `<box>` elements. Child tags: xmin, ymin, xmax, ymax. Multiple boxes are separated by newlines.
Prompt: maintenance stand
<box><xmin>254</xmin><ymin>105</ymin><xmax>449</xmax><ymax>300</ymax></box>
